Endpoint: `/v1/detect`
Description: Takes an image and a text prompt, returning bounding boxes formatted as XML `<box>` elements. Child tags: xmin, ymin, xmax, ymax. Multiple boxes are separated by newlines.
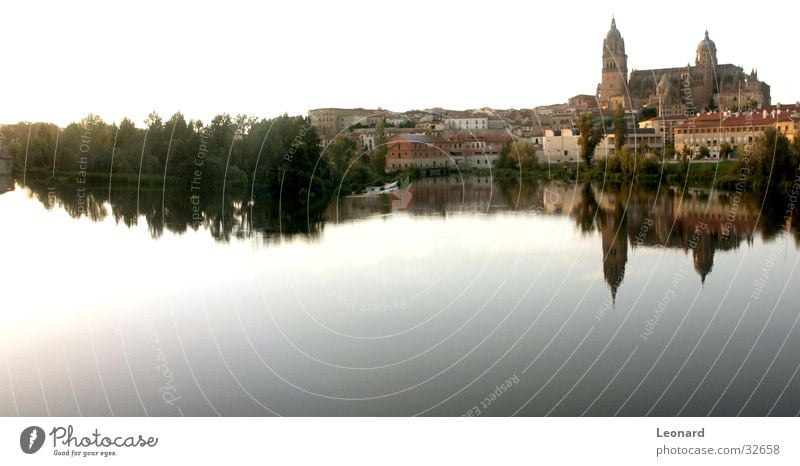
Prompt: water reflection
<box><xmin>0</xmin><ymin>176</ymin><xmax>12</xmax><ymax>194</ymax></box>
<box><xmin>14</xmin><ymin>175</ymin><xmax>798</xmax><ymax>300</ymax></box>
<box><xmin>19</xmin><ymin>179</ymin><xmax>326</xmax><ymax>243</ymax></box>
<box><xmin>2</xmin><ymin>175</ymin><xmax>799</xmax><ymax>416</ymax></box>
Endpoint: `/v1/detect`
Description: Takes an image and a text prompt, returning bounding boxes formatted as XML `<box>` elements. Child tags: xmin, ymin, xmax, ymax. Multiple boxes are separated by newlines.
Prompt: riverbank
<box><xmin>463</xmin><ymin>160</ymin><xmax>748</xmax><ymax>190</ymax></box>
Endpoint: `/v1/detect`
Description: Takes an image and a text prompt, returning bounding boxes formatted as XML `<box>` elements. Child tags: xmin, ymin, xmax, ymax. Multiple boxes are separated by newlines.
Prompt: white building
<box><xmin>541</xmin><ymin>129</ymin><xmax>583</xmax><ymax>162</ymax></box>
<box><xmin>444</xmin><ymin>116</ymin><xmax>488</xmax><ymax>131</ymax></box>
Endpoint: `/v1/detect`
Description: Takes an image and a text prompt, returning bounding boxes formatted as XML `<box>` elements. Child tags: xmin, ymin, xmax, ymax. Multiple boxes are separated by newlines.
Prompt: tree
<box><xmin>697</xmin><ymin>145</ymin><xmax>710</xmax><ymax>160</ymax></box>
<box><xmin>745</xmin><ymin>127</ymin><xmax>793</xmax><ymax>189</ymax></box>
<box><xmin>325</xmin><ymin>136</ymin><xmax>357</xmax><ymax>187</ymax></box>
<box><xmin>497</xmin><ymin>141</ymin><xmax>515</xmax><ymax>169</ymax></box>
<box><xmin>619</xmin><ymin>147</ymin><xmax>635</xmax><ymax>176</ymax></box>
<box><xmin>371</xmin><ymin>118</ymin><xmax>388</xmax><ymax>176</ymax></box>
<box><xmin>705</xmin><ymin>96</ymin><xmax>718</xmax><ymax>112</ymax></box>
<box><xmin>578</xmin><ymin>112</ymin><xmax>603</xmax><ymax>166</ymax></box>
<box><xmin>612</xmin><ymin>104</ymin><xmax>628</xmax><ymax>154</ymax></box>
<box><xmin>264</xmin><ymin>116</ymin><xmax>330</xmax><ymax>209</ymax></box>
<box><xmin>664</xmin><ymin>144</ymin><xmax>676</xmax><ymax>160</ymax></box>
<box><xmin>640</xmin><ymin>107</ymin><xmax>658</xmax><ymax>120</ymax></box>
<box><xmin>719</xmin><ymin>142</ymin><xmax>734</xmax><ymax>160</ymax></box>
<box><xmin>791</xmin><ymin>131</ymin><xmax>800</xmax><ymax>170</ymax></box>
<box><xmin>497</xmin><ymin>141</ymin><xmax>536</xmax><ymax>171</ymax></box>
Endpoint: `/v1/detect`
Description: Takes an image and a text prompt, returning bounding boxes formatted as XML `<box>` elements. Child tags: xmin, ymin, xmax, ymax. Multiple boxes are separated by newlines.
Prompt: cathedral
<box><xmin>597</xmin><ymin>17</ymin><xmax>770</xmax><ymax>115</ymax></box>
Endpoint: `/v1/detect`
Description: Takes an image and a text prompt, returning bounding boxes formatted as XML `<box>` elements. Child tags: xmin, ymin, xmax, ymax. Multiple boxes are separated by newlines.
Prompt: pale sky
<box><xmin>2</xmin><ymin>0</ymin><xmax>797</xmax><ymax>127</ymax></box>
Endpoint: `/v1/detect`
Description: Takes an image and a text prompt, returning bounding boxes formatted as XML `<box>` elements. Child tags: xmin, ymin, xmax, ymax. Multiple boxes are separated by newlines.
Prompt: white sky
<box><xmin>1</xmin><ymin>0</ymin><xmax>797</xmax><ymax>127</ymax></box>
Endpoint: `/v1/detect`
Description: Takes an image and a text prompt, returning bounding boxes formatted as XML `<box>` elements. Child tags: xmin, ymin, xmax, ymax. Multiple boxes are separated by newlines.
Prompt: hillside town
<box><xmin>308</xmin><ymin>18</ymin><xmax>799</xmax><ymax>175</ymax></box>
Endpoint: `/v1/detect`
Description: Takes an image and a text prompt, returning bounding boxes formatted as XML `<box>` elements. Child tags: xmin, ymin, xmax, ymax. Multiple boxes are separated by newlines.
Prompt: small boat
<box><xmin>365</xmin><ymin>181</ymin><xmax>399</xmax><ymax>195</ymax></box>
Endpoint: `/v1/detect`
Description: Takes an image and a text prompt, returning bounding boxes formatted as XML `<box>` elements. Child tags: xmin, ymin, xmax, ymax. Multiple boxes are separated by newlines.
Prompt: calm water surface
<box><xmin>1</xmin><ymin>176</ymin><xmax>799</xmax><ymax>416</ymax></box>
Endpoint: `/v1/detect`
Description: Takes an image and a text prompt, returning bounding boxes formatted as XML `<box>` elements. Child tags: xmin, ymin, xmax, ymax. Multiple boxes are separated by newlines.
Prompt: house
<box><xmin>541</xmin><ymin>127</ymin><xmax>665</xmax><ymax>163</ymax></box>
<box><xmin>674</xmin><ymin>107</ymin><xmax>800</xmax><ymax>158</ymax></box>
<box><xmin>443</xmin><ymin>114</ymin><xmax>488</xmax><ymax>131</ymax></box>
<box><xmin>385</xmin><ymin>134</ymin><xmax>450</xmax><ymax>173</ymax></box>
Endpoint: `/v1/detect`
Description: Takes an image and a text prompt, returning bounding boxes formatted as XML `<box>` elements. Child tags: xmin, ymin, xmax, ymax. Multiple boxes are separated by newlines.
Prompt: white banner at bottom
<box><xmin>0</xmin><ymin>417</ymin><xmax>796</xmax><ymax>465</ymax></box>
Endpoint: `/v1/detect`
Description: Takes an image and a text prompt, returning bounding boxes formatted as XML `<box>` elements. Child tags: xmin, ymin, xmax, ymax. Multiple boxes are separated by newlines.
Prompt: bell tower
<box><xmin>599</xmin><ymin>16</ymin><xmax>629</xmax><ymax>109</ymax></box>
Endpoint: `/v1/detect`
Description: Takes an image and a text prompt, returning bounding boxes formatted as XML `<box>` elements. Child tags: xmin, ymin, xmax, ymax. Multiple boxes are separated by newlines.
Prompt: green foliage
<box><xmin>792</xmin><ymin>131</ymin><xmax>800</xmax><ymax>169</ymax></box>
<box><xmin>612</xmin><ymin>104</ymin><xmax>628</xmax><ymax>154</ymax></box>
<box><xmin>497</xmin><ymin>141</ymin><xmax>537</xmax><ymax>171</ymax></box>
<box><xmin>664</xmin><ymin>144</ymin><xmax>676</xmax><ymax>159</ymax></box>
<box><xmin>697</xmin><ymin>145</ymin><xmax>710</xmax><ymax>159</ymax></box>
<box><xmin>719</xmin><ymin>142</ymin><xmax>733</xmax><ymax>160</ymax></box>
<box><xmin>325</xmin><ymin>136</ymin><xmax>357</xmax><ymax>185</ymax></box>
<box><xmin>578</xmin><ymin>112</ymin><xmax>604</xmax><ymax>166</ymax></box>
<box><xmin>743</xmin><ymin>127</ymin><xmax>794</xmax><ymax>190</ymax></box>
<box><xmin>619</xmin><ymin>147</ymin><xmax>636</xmax><ymax>176</ymax></box>
<box><xmin>640</xmin><ymin>107</ymin><xmax>658</xmax><ymax>119</ymax></box>
<box><xmin>4</xmin><ymin>113</ymin><xmax>340</xmax><ymax>210</ymax></box>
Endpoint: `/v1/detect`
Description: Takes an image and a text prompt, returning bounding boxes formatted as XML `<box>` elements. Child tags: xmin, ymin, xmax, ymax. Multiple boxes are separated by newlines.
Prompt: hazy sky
<box><xmin>2</xmin><ymin>0</ymin><xmax>797</xmax><ymax>126</ymax></box>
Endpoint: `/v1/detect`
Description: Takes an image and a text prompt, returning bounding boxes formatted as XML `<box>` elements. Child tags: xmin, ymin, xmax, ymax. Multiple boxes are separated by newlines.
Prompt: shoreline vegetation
<box><xmin>3</xmin><ymin>112</ymin><xmax>799</xmax><ymax>205</ymax></box>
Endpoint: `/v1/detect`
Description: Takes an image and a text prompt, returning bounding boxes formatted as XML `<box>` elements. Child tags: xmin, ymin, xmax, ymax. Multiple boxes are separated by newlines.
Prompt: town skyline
<box><xmin>2</xmin><ymin>0</ymin><xmax>798</xmax><ymax>127</ymax></box>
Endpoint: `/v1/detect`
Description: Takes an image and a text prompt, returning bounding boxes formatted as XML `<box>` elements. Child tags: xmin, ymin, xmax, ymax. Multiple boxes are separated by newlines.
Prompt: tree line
<box><xmin>0</xmin><ymin>112</ymin><xmax>390</xmax><ymax>211</ymax></box>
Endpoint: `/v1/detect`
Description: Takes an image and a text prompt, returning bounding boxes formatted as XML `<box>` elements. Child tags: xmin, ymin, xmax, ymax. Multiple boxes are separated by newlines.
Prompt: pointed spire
<box><xmin>611</xmin><ymin>14</ymin><xmax>616</xmax><ymax>29</ymax></box>
<box><xmin>704</xmin><ymin>29</ymin><xmax>709</xmax><ymax>39</ymax></box>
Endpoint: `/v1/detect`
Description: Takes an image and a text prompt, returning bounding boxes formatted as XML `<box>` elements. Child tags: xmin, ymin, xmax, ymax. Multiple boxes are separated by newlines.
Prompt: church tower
<box><xmin>695</xmin><ymin>30</ymin><xmax>717</xmax><ymax>67</ymax></box>
<box><xmin>599</xmin><ymin>16</ymin><xmax>628</xmax><ymax>109</ymax></box>
<box><xmin>695</xmin><ymin>30</ymin><xmax>718</xmax><ymax>109</ymax></box>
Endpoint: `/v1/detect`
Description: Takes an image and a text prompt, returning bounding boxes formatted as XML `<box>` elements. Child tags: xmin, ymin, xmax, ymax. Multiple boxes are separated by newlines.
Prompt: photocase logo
<box><xmin>20</xmin><ymin>426</ymin><xmax>45</xmax><ymax>454</ymax></box>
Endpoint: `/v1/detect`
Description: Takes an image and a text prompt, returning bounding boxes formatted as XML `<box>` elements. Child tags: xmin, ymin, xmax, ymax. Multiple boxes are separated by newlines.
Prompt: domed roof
<box><xmin>606</xmin><ymin>16</ymin><xmax>622</xmax><ymax>41</ymax></box>
<box><xmin>697</xmin><ymin>30</ymin><xmax>716</xmax><ymax>52</ymax></box>
<box><xmin>695</xmin><ymin>30</ymin><xmax>717</xmax><ymax>65</ymax></box>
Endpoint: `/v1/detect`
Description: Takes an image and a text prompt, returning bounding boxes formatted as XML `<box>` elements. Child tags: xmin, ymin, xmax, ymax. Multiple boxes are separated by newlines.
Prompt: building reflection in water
<box><xmin>372</xmin><ymin>176</ymin><xmax>767</xmax><ymax>299</ymax></box>
<box><xmin>11</xmin><ymin>174</ymin><xmax>791</xmax><ymax>298</ymax></box>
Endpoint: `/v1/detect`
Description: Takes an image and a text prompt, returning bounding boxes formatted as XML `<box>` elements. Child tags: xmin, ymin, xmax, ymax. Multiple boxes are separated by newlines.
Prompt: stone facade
<box><xmin>597</xmin><ymin>19</ymin><xmax>771</xmax><ymax>114</ymax></box>
<box><xmin>674</xmin><ymin>107</ymin><xmax>799</xmax><ymax>158</ymax></box>
<box><xmin>309</xmin><ymin>108</ymin><xmax>388</xmax><ymax>136</ymax></box>
<box><xmin>597</xmin><ymin>17</ymin><xmax>629</xmax><ymax>110</ymax></box>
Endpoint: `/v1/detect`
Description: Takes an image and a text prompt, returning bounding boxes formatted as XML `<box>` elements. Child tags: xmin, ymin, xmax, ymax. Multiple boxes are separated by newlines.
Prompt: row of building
<box><xmin>307</xmin><ymin>17</ymin><xmax>798</xmax><ymax>171</ymax></box>
<box><xmin>382</xmin><ymin>104</ymin><xmax>800</xmax><ymax>171</ymax></box>
<box><xmin>383</xmin><ymin>132</ymin><xmax>513</xmax><ymax>174</ymax></box>
<box><xmin>542</xmin><ymin>104</ymin><xmax>800</xmax><ymax>163</ymax></box>
<box><xmin>308</xmin><ymin>103</ymin><xmax>800</xmax><ymax>172</ymax></box>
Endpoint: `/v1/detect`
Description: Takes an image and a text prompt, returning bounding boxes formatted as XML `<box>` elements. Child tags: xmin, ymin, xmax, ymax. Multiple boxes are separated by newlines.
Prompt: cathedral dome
<box><xmin>696</xmin><ymin>30</ymin><xmax>717</xmax><ymax>65</ymax></box>
<box><xmin>604</xmin><ymin>16</ymin><xmax>625</xmax><ymax>55</ymax></box>
<box><xmin>606</xmin><ymin>17</ymin><xmax>622</xmax><ymax>42</ymax></box>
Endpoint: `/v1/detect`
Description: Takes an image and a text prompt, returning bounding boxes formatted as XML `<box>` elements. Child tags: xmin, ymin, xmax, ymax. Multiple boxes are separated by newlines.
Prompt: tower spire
<box><xmin>611</xmin><ymin>14</ymin><xmax>616</xmax><ymax>28</ymax></box>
